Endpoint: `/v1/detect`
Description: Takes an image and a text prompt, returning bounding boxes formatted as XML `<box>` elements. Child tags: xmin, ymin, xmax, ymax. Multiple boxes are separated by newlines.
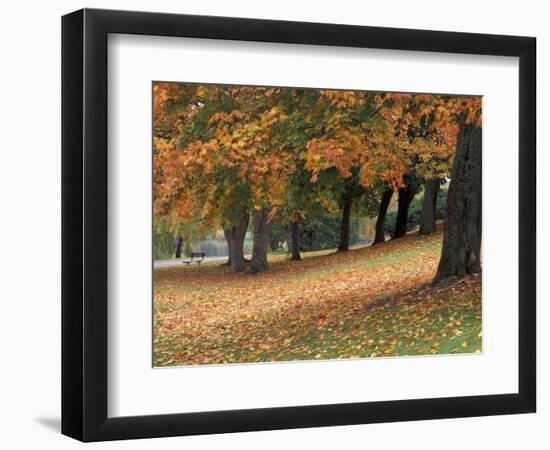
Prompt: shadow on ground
<box><xmin>35</xmin><ymin>417</ymin><xmax>60</xmax><ymax>433</ymax></box>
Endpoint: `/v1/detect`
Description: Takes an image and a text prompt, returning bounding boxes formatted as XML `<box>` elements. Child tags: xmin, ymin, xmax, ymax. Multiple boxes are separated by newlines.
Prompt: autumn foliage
<box><xmin>153</xmin><ymin>83</ymin><xmax>483</xmax><ymax>367</ymax></box>
<box><xmin>154</xmin><ymin>228</ymin><xmax>481</xmax><ymax>366</ymax></box>
<box><xmin>153</xmin><ymin>82</ymin><xmax>481</xmax><ymax>274</ymax></box>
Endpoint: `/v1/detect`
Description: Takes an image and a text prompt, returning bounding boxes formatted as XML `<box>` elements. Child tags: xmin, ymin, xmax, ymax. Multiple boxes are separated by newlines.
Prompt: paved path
<box><xmin>154</xmin><ymin>255</ymin><xmax>251</xmax><ymax>269</ymax></box>
<box><xmin>153</xmin><ymin>243</ymin><xmax>375</xmax><ymax>269</ymax></box>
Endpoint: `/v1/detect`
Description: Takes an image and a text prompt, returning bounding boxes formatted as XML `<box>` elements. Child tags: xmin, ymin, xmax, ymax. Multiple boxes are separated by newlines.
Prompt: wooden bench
<box><xmin>181</xmin><ymin>252</ymin><xmax>205</xmax><ymax>265</ymax></box>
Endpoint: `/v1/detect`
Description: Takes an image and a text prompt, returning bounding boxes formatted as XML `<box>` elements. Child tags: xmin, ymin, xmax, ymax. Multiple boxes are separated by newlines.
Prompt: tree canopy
<box><xmin>153</xmin><ymin>82</ymin><xmax>481</xmax><ymax>276</ymax></box>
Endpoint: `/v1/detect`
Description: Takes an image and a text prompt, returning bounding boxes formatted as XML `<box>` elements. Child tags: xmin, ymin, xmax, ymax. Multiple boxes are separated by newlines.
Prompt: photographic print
<box><xmin>153</xmin><ymin>82</ymin><xmax>482</xmax><ymax>367</ymax></box>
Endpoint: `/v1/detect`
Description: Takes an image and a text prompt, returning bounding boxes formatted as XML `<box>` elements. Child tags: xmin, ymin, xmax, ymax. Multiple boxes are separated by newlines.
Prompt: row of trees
<box><xmin>153</xmin><ymin>83</ymin><xmax>482</xmax><ymax>281</ymax></box>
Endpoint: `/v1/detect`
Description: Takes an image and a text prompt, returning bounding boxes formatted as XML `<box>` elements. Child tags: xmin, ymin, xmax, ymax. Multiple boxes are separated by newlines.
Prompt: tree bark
<box><xmin>250</xmin><ymin>208</ymin><xmax>274</xmax><ymax>273</ymax></box>
<box><xmin>372</xmin><ymin>188</ymin><xmax>393</xmax><ymax>245</ymax></box>
<box><xmin>222</xmin><ymin>228</ymin><xmax>233</xmax><ymax>266</ymax></box>
<box><xmin>338</xmin><ymin>198</ymin><xmax>353</xmax><ymax>252</ymax></box>
<box><xmin>290</xmin><ymin>220</ymin><xmax>301</xmax><ymax>261</ymax></box>
<box><xmin>222</xmin><ymin>211</ymin><xmax>249</xmax><ymax>273</ymax></box>
<box><xmin>393</xmin><ymin>184</ymin><xmax>416</xmax><ymax>238</ymax></box>
<box><xmin>434</xmin><ymin>122</ymin><xmax>482</xmax><ymax>283</ymax></box>
<box><xmin>419</xmin><ymin>178</ymin><xmax>440</xmax><ymax>235</ymax></box>
<box><xmin>174</xmin><ymin>236</ymin><xmax>183</xmax><ymax>258</ymax></box>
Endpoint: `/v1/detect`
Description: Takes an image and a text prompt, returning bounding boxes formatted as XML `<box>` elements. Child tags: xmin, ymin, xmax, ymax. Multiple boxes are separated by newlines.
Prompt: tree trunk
<box><xmin>290</xmin><ymin>220</ymin><xmax>301</xmax><ymax>261</ymax></box>
<box><xmin>222</xmin><ymin>228</ymin><xmax>233</xmax><ymax>266</ymax></box>
<box><xmin>174</xmin><ymin>236</ymin><xmax>183</xmax><ymax>258</ymax></box>
<box><xmin>250</xmin><ymin>208</ymin><xmax>274</xmax><ymax>274</ymax></box>
<box><xmin>434</xmin><ymin>122</ymin><xmax>482</xmax><ymax>283</ymax></box>
<box><xmin>393</xmin><ymin>185</ymin><xmax>416</xmax><ymax>238</ymax></box>
<box><xmin>419</xmin><ymin>178</ymin><xmax>440</xmax><ymax>235</ymax></box>
<box><xmin>338</xmin><ymin>198</ymin><xmax>353</xmax><ymax>252</ymax></box>
<box><xmin>222</xmin><ymin>211</ymin><xmax>249</xmax><ymax>273</ymax></box>
<box><xmin>372</xmin><ymin>188</ymin><xmax>393</xmax><ymax>245</ymax></box>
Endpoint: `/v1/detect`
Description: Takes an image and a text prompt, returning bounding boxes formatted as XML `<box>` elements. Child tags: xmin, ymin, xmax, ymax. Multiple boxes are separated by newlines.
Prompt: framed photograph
<box><xmin>62</xmin><ymin>8</ymin><xmax>536</xmax><ymax>442</ymax></box>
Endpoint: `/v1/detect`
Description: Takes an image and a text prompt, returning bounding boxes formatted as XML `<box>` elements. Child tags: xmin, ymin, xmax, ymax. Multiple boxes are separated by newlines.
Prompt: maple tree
<box><xmin>381</xmin><ymin>94</ymin><xmax>458</xmax><ymax>240</ymax></box>
<box><xmin>304</xmin><ymin>90</ymin><xmax>401</xmax><ymax>251</ymax></box>
<box><xmin>153</xmin><ymin>82</ymin><xmax>480</xmax><ymax>279</ymax></box>
<box><xmin>304</xmin><ymin>91</ymin><xmax>460</xmax><ymax>245</ymax></box>
<box><xmin>154</xmin><ymin>83</ymin><xmax>292</xmax><ymax>273</ymax></box>
<box><xmin>405</xmin><ymin>96</ymin><xmax>460</xmax><ymax>237</ymax></box>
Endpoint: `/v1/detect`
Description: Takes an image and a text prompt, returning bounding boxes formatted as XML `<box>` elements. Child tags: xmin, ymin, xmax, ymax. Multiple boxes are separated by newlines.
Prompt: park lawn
<box><xmin>153</xmin><ymin>228</ymin><xmax>482</xmax><ymax>367</ymax></box>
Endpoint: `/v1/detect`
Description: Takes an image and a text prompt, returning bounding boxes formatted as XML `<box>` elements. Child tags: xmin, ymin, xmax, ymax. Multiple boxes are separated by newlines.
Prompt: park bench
<box><xmin>181</xmin><ymin>252</ymin><xmax>205</xmax><ymax>266</ymax></box>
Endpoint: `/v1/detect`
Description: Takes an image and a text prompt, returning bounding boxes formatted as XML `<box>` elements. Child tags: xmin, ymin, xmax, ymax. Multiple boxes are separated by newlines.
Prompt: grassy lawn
<box><xmin>153</xmin><ymin>228</ymin><xmax>482</xmax><ymax>366</ymax></box>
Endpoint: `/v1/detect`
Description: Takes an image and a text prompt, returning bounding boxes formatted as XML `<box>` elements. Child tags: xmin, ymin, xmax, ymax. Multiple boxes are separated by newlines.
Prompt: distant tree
<box><xmin>384</xmin><ymin>186</ymin><xmax>448</xmax><ymax>235</ymax></box>
<box><xmin>372</xmin><ymin>187</ymin><xmax>393</xmax><ymax>245</ymax></box>
<box><xmin>419</xmin><ymin>178</ymin><xmax>441</xmax><ymax>235</ymax></box>
<box><xmin>290</xmin><ymin>220</ymin><xmax>301</xmax><ymax>261</ymax></box>
<box><xmin>393</xmin><ymin>179</ymin><xmax>421</xmax><ymax>239</ymax></box>
<box><xmin>175</xmin><ymin>236</ymin><xmax>183</xmax><ymax>259</ymax></box>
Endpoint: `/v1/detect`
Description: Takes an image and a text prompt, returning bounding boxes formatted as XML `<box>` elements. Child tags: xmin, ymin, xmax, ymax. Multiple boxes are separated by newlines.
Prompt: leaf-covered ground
<box><xmin>153</xmin><ymin>228</ymin><xmax>482</xmax><ymax>366</ymax></box>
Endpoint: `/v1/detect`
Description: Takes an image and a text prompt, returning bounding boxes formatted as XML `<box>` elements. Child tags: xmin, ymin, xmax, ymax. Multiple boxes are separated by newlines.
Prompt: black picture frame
<box><xmin>61</xmin><ymin>8</ymin><xmax>536</xmax><ymax>442</ymax></box>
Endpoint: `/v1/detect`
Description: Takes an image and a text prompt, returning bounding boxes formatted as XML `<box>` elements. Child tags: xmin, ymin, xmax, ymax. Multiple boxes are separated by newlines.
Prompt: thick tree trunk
<box><xmin>222</xmin><ymin>211</ymin><xmax>249</xmax><ymax>273</ymax></box>
<box><xmin>372</xmin><ymin>188</ymin><xmax>393</xmax><ymax>245</ymax></box>
<box><xmin>250</xmin><ymin>208</ymin><xmax>274</xmax><ymax>273</ymax></box>
<box><xmin>290</xmin><ymin>220</ymin><xmax>301</xmax><ymax>261</ymax></box>
<box><xmin>434</xmin><ymin>122</ymin><xmax>482</xmax><ymax>283</ymax></box>
<box><xmin>338</xmin><ymin>198</ymin><xmax>353</xmax><ymax>252</ymax></box>
<box><xmin>393</xmin><ymin>185</ymin><xmax>416</xmax><ymax>238</ymax></box>
<box><xmin>419</xmin><ymin>178</ymin><xmax>440</xmax><ymax>235</ymax></box>
<box><xmin>174</xmin><ymin>236</ymin><xmax>183</xmax><ymax>259</ymax></box>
